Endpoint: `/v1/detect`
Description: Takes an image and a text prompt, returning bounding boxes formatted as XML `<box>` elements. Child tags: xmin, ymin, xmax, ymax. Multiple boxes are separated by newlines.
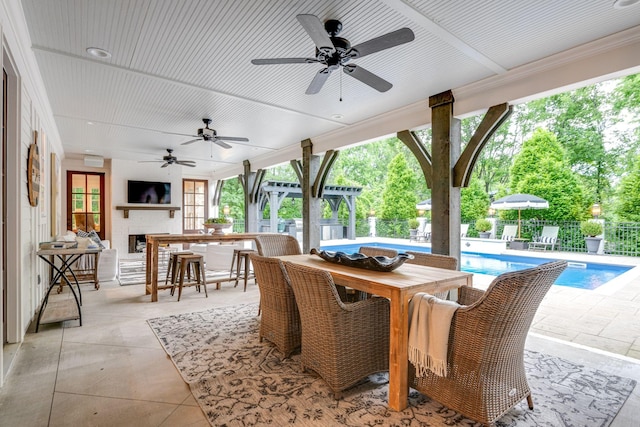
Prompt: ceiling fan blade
<box><xmin>349</xmin><ymin>27</ymin><xmax>415</xmax><ymax>59</ymax></box>
<box><xmin>213</xmin><ymin>139</ymin><xmax>233</xmax><ymax>149</ymax></box>
<box><xmin>161</xmin><ymin>162</ymin><xmax>169</xmax><ymax>168</ymax></box>
<box><xmin>306</xmin><ymin>68</ymin><xmax>332</xmax><ymax>95</ymax></box>
<box><xmin>343</xmin><ymin>65</ymin><xmax>392</xmax><ymax>92</ymax></box>
<box><xmin>251</xmin><ymin>58</ymin><xmax>318</xmax><ymax>65</ymax></box>
<box><xmin>215</xmin><ymin>136</ymin><xmax>249</xmax><ymax>142</ymax></box>
<box><xmin>297</xmin><ymin>14</ymin><xmax>335</xmax><ymax>55</ymax></box>
<box><xmin>180</xmin><ymin>138</ymin><xmax>201</xmax><ymax>145</ymax></box>
<box><xmin>176</xmin><ymin>161</ymin><xmax>196</xmax><ymax>167</ymax></box>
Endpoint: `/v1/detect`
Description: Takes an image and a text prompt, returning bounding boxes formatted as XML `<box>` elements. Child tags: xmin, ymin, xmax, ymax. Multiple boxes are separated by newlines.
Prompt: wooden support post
<box><xmin>429</xmin><ymin>90</ymin><xmax>461</xmax><ymax>258</ymax></box>
<box><xmin>240</xmin><ymin>160</ymin><xmax>264</xmax><ymax>233</ymax></box>
<box><xmin>301</xmin><ymin>139</ymin><xmax>321</xmax><ymax>253</ymax></box>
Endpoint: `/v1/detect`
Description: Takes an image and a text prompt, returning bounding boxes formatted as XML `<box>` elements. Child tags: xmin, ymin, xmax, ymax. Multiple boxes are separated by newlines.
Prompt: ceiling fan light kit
<box><xmin>251</xmin><ymin>14</ymin><xmax>415</xmax><ymax>95</ymax></box>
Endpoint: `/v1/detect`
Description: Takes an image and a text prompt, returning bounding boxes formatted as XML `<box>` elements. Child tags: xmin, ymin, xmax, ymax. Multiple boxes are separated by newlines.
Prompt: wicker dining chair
<box><xmin>405</xmin><ymin>251</ymin><xmax>459</xmax><ymax>299</ymax></box>
<box><xmin>358</xmin><ymin>246</ymin><xmax>398</xmax><ymax>258</ymax></box>
<box><xmin>250</xmin><ymin>254</ymin><xmax>301</xmax><ymax>358</ymax></box>
<box><xmin>283</xmin><ymin>261</ymin><xmax>390</xmax><ymax>398</ymax></box>
<box><xmin>409</xmin><ymin>260</ymin><xmax>567</xmax><ymax>426</ymax></box>
<box><xmin>255</xmin><ymin>234</ymin><xmax>301</xmax><ymax>256</ymax></box>
<box><xmin>405</xmin><ymin>251</ymin><xmax>458</xmax><ymax>270</ymax></box>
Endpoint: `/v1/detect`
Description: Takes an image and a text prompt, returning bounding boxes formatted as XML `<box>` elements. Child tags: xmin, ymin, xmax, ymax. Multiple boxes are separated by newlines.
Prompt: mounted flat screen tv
<box><xmin>127</xmin><ymin>180</ymin><xmax>171</xmax><ymax>204</ymax></box>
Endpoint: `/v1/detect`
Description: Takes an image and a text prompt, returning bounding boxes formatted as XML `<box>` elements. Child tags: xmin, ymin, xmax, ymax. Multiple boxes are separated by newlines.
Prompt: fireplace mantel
<box><xmin>116</xmin><ymin>206</ymin><xmax>180</xmax><ymax>218</ymax></box>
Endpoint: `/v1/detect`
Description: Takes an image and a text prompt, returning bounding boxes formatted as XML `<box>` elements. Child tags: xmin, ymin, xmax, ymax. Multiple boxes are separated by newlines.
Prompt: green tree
<box><xmin>460</xmin><ymin>178</ymin><xmax>490</xmax><ymax>222</ymax></box>
<box><xmin>220</xmin><ymin>178</ymin><xmax>245</xmax><ymax>220</ymax></box>
<box><xmin>615</xmin><ymin>154</ymin><xmax>640</xmax><ymax>221</ymax></box>
<box><xmin>328</xmin><ymin>137</ymin><xmax>429</xmax><ymax>215</ymax></box>
<box><xmin>525</xmin><ymin>84</ymin><xmax>635</xmax><ymax>206</ymax></box>
<box><xmin>508</xmin><ymin>128</ymin><xmax>586</xmax><ymax>221</ymax></box>
<box><xmin>613</xmin><ymin>73</ymin><xmax>640</xmax><ymax>113</ymax></box>
<box><xmin>380</xmin><ymin>153</ymin><xmax>417</xmax><ymax>220</ymax></box>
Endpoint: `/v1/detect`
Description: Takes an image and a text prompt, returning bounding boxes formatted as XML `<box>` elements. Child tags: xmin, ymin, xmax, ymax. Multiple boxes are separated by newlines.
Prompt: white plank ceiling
<box><xmin>20</xmin><ymin>0</ymin><xmax>640</xmax><ymax>178</ymax></box>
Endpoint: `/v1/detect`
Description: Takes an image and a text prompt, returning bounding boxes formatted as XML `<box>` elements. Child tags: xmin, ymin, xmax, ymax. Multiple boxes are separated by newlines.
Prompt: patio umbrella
<box><xmin>416</xmin><ymin>199</ymin><xmax>431</xmax><ymax>211</ymax></box>
<box><xmin>490</xmin><ymin>194</ymin><xmax>549</xmax><ymax>239</ymax></box>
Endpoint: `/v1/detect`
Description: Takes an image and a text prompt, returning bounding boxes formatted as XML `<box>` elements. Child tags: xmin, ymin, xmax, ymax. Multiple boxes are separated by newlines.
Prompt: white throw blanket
<box><xmin>408</xmin><ymin>292</ymin><xmax>460</xmax><ymax>377</ymax></box>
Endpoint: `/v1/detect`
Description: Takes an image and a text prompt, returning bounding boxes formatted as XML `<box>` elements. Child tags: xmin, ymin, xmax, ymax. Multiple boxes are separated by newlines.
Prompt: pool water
<box><xmin>320</xmin><ymin>242</ymin><xmax>633</xmax><ymax>290</ymax></box>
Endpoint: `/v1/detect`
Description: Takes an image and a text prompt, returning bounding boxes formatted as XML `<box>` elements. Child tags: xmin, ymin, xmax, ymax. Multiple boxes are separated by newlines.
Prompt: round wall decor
<box><xmin>27</xmin><ymin>132</ymin><xmax>41</xmax><ymax>207</ymax></box>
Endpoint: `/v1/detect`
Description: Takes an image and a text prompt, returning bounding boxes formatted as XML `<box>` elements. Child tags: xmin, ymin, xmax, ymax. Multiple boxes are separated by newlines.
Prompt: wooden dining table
<box><xmin>145</xmin><ymin>233</ymin><xmax>265</xmax><ymax>302</ymax></box>
<box><xmin>277</xmin><ymin>253</ymin><xmax>473</xmax><ymax>412</ymax></box>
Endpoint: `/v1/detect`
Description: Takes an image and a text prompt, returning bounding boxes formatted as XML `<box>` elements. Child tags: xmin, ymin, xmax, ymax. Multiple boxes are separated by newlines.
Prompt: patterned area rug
<box><xmin>119</xmin><ymin>259</ymin><xmax>234</xmax><ymax>286</ymax></box>
<box><xmin>147</xmin><ymin>304</ymin><xmax>636</xmax><ymax>427</ymax></box>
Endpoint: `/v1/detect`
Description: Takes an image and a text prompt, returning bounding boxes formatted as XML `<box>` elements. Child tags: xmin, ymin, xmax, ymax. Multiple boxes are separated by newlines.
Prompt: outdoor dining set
<box><xmin>207</xmin><ymin>233</ymin><xmax>568</xmax><ymax>425</ymax></box>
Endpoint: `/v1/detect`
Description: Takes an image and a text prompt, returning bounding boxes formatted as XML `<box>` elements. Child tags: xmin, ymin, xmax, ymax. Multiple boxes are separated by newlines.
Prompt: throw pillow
<box><xmin>87</xmin><ymin>230</ymin><xmax>106</xmax><ymax>249</ymax></box>
<box><xmin>76</xmin><ymin>229</ymin><xmax>105</xmax><ymax>248</ymax></box>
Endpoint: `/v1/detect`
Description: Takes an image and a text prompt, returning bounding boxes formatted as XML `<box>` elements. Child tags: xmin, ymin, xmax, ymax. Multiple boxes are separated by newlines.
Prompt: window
<box><xmin>66</xmin><ymin>171</ymin><xmax>105</xmax><ymax>239</ymax></box>
<box><xmin>183</xmin><ymin>179</ymin><xmax>208</xmax><ymax>233</ymax></box>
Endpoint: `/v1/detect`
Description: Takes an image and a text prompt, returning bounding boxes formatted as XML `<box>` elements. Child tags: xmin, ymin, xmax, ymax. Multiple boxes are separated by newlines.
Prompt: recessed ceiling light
<box><xmin>87</xmin><ymin>121</ymin><xmax>94</xmax><ymax>125</ymax></box>
<box><xmin>86</xmin><ymin>47</ymin><xmax>112</xmax><ymax>59</ymax></box>
<box><xmin>331</xmin><ymin>114</ymin><xmax>343</xmax><ymax>120</ymax></box>
<box><xmin>613</xmin><ymin>0</ymin><xmax>640</xmax><ymax>8</ymax></box>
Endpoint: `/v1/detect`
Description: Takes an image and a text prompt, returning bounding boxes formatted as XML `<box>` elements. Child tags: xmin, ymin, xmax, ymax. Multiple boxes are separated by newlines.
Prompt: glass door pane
<box><xmin>183</xmin><ymin>179</ymin><xmax>208</xmax><ymax>233</ymax></box>
<box><xmin>67</xmin><ymin>171</ymin><xmax>105</xmax><ymax>239</ymax></box>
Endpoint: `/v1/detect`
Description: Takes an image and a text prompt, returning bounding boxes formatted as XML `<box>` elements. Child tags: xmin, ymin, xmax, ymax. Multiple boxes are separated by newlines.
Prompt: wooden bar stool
<box><xmin>230</xmin><ymin>249</ymin><xmax>257</xmax><ymax>292</ymax></box>
<box><xmin>165</xmin><ymin>251</ymin><xmax>193</xmax><ymax>285</ymax></box>
<box><xmin>172</xmin><ymin>254</ymin><xmax>207</xmax><ymax>301</ymax></box>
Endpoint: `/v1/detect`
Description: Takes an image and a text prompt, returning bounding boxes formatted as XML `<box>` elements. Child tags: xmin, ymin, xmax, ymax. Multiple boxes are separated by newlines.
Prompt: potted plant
<box><xmin>408</xmin><ymin>218</ymin><xmax>420</xmax><ymax>240</ymax></box>
<box><xmin>475</xmin><ymin>218</ymin><xmax>492</xmax><ymax>238</ymax></box>
<box><xmin>204</xmin><ymin>217</ymin><xmax>233</xmax><ymax>235</ymax></box>
<box><xmin>581</xmin><ymin>220</ymin><xmax>603</xmax><ymax>254</ymax></box>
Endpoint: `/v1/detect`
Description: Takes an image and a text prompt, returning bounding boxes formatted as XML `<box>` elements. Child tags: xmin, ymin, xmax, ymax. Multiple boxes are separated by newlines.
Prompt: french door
<box><xmin>66</xmin><ymin>171</ymin><xmax>105</xmax><ymax>239</ymax></box>
<box><xmin>183</xmin><ymin>179</ymin><xmax>208</xmax><ymax>233</ymax></box>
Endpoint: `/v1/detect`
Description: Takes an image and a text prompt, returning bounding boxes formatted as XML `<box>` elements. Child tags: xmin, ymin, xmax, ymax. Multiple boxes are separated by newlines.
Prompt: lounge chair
<box><xmin>460</xmin><ymin>224</ymin><xmax>469</xmax><ymax>237</ymax></box>
<box><xmin>410</xmin><ymin>260</ymin><xmax>568</xmax><ymax>426</ymax></box>
<box><xmin>418</xmin><ymin>223</ymin><xmax>432</xmax><ymax>242</ymax></box>
<box><xmin>528</xmin><ymin>226</ymin><xmax>559</xmax><ymax>251</ymax></box>
<box><xmin>500</xmin><ymin>225</ymin><xmax>518</xmax><ymax>241</ymax></box>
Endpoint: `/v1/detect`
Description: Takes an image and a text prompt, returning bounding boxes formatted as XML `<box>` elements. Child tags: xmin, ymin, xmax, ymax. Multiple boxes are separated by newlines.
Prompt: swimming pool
<box><xmin>320</xmin><ymin>242</ymin><xmax>633</xmax><ymax>290</ymax></box>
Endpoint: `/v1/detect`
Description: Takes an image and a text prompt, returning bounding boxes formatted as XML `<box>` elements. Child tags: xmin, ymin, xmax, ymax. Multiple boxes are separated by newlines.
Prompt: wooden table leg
<box><xmin>387</xmin><ymin>290</ymin><xmax>410</xmax><ymax>411</ymax></box>
<box><xmin>145</xmin><ymin>241</ymin><xmax>152</xmax><ymax>295</ymax></box>
<box><xmin>151</xmin><ymin>243</ymin><xmax>159</xmax><ymax>302</ymax></box>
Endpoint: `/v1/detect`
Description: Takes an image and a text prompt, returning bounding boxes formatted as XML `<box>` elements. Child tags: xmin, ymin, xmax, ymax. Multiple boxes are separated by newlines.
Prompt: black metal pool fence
<box><xmin>351</xmin><ymin>219</ymin><xmax>640</xmax><ymax>257</ymax></box>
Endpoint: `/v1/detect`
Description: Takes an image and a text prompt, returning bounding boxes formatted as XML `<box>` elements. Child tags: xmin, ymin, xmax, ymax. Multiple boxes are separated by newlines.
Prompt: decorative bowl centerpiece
<box><xmin>310</xmin><ymin>248</ymin><xmax>413</xmax><ymax>272</ymax></box>
<box><xmin>204</xmin><ymin>218</ymin><xmax>232</xmax><ymax>235</ymax></box>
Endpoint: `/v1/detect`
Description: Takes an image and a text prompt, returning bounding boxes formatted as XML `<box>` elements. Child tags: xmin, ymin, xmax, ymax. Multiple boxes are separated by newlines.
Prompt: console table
<box><xmin>35</xmin><ymin>247</ymin><xmax>100</xmax><ymax>332</ymax></box>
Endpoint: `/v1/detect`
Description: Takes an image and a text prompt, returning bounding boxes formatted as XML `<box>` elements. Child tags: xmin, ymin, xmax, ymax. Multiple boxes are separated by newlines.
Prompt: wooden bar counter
<box><xmin>145</xmin><ymin>233</ymin><xmax>265</xmax><ymax>302</ymax></box>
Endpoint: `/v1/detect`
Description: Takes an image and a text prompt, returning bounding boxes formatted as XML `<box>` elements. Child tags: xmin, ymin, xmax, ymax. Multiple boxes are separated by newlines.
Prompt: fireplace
<box><xmin>128</xmin><ymin>234</ymin><xmax>147</xmax><ymax>253</ymax></box>
<box><xmin>128</xmin><ymin>233</ymin><xmax>170</xmax><ymax>253</ymax></box>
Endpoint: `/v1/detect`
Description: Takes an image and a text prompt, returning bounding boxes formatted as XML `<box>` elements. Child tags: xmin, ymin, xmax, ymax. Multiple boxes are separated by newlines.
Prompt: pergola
<box><xmin>257</xmin><ymin>180</ymin><xmax>362</xmax><ymax>240</ymax></box>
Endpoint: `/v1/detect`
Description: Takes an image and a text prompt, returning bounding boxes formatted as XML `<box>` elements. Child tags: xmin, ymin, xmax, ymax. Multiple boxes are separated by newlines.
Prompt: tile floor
<box><xmin>2</xmin><ymin>252</ymin><xmax>640</xmax><ymax>426</ymax></box>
